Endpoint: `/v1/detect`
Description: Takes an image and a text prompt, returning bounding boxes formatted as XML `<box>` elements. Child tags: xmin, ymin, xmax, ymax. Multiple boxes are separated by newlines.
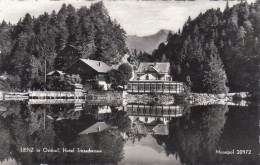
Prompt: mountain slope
<box><xmin>126</xmin><ymin>29</ymin><xmax>171</xmax><ymax>54</ymax></box>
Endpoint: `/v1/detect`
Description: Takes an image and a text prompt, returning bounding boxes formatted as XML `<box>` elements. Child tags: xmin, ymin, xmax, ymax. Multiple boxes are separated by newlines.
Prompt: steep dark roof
<box><xmin>80</xmin><ymin>59</ymin><xmax>111</xmax><ymax>73</ymax></box>
<box><xmin>136</xmin><ymin>62</ymin><xmax>170</xmax><ymax>74</ymax></box>
<box><xmin>60</xmin><ymin>44</ymin><xmax>79</xmax><ymax>52</ymax></box>
<box><xmin>66</xmin><ymin>58</ymin><xmax>111</xmax><ymax>73</ymax></box>
<box><xmin>152</xmin><ymin>124</ymin><xmax>169</xmax><ymax>135</ymax></box>
<box><xmin>79</xmin><ymin>122</ymin><xmax>110</xmax><ymax>135</ymax></box>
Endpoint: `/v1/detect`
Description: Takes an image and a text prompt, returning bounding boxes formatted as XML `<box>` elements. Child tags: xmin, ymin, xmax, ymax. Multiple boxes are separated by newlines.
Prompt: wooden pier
<box><xmin>28</xmin><ymin>91</ymin><xmax>84</xmax><ymax>99</ymax></box>
<box><xmin>1</xmin><ymin>92</ymin><xmax>29</xmax><ymax>100</ymax></box>
<box><xmin>28</xmin><ymin>99</ymin><xmax>85</xmax><ymax>105</ymax></box>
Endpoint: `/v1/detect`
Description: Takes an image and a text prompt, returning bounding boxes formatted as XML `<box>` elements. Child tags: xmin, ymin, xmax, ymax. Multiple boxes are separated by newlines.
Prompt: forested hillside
<box><xmin>0</xmin><ymin>2</ymin><xmax>127</xmax><ymax>90</ymax></box>
<box><xmin>153</xmin><ymin>2</ymin><xmax>260</xmax><ymax>93</ymax></box>
<box><xmin>0</xmin><ymin>1</ymin><xmax>259</xmax><ymax>94</ymax></box>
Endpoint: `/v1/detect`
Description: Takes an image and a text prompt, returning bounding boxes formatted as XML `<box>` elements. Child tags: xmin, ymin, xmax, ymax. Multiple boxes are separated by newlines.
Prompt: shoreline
<box><xmin>0</xmin><ymin>90</ymin><xmax>252</xmax><ymax>107</ymax></box>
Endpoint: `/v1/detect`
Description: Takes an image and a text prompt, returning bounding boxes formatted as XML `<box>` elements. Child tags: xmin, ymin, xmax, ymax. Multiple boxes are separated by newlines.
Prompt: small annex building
<box><xmin>127</xmin><ymin>62</ymin><xmax>184</xmax><ymax>94</ymax></box>
<box><xmin>66</xmin><ymin>58</ymin><xmax>112</xmax><ymax>90</ymax></box>
<box><xmin>47</xmin><ymin>70</ymin><xmax>65</xmax><ymax>77</ymax></box>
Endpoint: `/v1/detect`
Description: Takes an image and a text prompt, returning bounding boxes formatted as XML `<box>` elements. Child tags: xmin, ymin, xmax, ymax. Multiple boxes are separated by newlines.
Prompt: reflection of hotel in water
<box><xmin>127</xmin><ymin>104</ymin><xmax>184</xmax><ymax>125</ymax></box>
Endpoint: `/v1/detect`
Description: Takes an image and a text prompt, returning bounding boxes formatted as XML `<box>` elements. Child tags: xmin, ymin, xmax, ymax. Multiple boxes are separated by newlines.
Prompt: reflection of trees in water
<box><xmin>154</xmin><ymin>105</ymin><xmax>229</xmax><ymax>164</ymax></box>
<box><xmin>0</xmin><ymin>101</ymin><xmax>21</xmax><ymax>118</ymax></box>
<box><xmin>66</xmin><ymin>129</ymin><xmax>125</xmax><ymax>164</ymax></box>
<box><xmin>105</xmin><ymin>107</ymin><xmax>131</xmax><ymax>133</ymax></box>
<box><xmin>45</xmin><ymin>104</ymin><xmax>82</xmax><ymax>120</ymax></box>
<box><xmin>83</xmin><ymin>105</ymin><xmax>132</xmax><ymax>133</ymax></box>
<box><xmin>0</xmin><ymin>102</ymin><xmax>127</xmax><ymax>164</ymax></box>
<box><xmin>202</xmin><ymin>105</ymin><xmax>229</xmax><ymax>151</ymax></box>
<box><xmin>0</xmin><ymin>117</ymin><xmax>14</xmax><ymax>162</ymax></box>
<box><xmin>128</xmin><ymin>132</ymin><xmax>147</xmax><ymax>144</ymax></box>
<box><xmin>0</xmin><ymin>102</ymin><xmax>26</xmax><ymax>161</ymax></box>
<box><xmin>217</xmin><ymin>105</ymin><xmax>259</xmax><ymax>164</ymax></box>
<box><xmin>5</xmin><ymin>104</ymin><xmax>65</xmax><ymax>164</ymax></box>
<box><xmin>1</xmin><ymin>102</ymin><xmax>257</xmax><ymax>164</ymax></box>
<box><xmin>28</xmin><ymin>106</ymin><xmax>45</xmax><ymax>135</ymax></box>
<box><xmin>154</xmin><ymin>104</ymin><xmax>259</xmax><ymax>164</ymax></box>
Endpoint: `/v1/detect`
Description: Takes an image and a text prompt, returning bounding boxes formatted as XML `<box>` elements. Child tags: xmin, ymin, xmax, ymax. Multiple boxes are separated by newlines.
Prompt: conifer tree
<box><xmin>203</xmin><ymin>42</ymin><xmax>228</xmax><ymax>94</ymax></box>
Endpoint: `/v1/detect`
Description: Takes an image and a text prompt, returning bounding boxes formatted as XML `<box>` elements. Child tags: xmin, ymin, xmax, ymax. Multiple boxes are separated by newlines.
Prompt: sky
<box><xmin>0</xmin><ymin>0</ymin><xmax>256</xmax><ymax>36</ymax></box>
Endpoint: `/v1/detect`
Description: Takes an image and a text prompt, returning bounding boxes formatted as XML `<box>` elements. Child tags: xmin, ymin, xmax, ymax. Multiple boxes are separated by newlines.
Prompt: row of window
<box><xmin>127</xmin><ymin>105</ymin><xmax>182</xmax><ymax>110</ymax></box>
<box><xmin>143</xmin><ymin>117</ymin><xmax>171</xmax><ymax>122</ymax></box>
<box><xmin>127</xmin><ymin>107</ymin><xmax>183</xmax><ymax>115</ymax></box>
<box><xmin>127</xmin><ymin>83</ymin><xmax>183</xmax><ymax>92</ymax></box>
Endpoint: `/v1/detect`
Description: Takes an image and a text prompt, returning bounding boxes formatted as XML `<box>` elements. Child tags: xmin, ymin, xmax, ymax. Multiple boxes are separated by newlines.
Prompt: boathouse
<box><xmin>127</xmin><ymin>62</ymin><xmax>184</xmax><ymax>94</ymax></box>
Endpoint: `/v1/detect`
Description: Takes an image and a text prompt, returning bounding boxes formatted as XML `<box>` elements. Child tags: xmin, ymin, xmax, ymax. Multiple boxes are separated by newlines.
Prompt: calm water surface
<box><xmin>0</xmin><ymin>101</ymin><xmax>259</xmax><ymax>165</ymax></box>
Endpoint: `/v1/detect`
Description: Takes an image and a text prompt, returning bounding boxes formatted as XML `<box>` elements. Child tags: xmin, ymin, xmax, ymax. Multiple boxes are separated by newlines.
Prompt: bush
<box><xmin>46</xmin><ymin>74</ymin><xmax>82</xmax><ymax>91</ymax></box>
<box><xmin>0</xmin><ymin>74</ymin><xmax>21</xmax><ymax>91</ymax></box>
<box><xmin>105</xmin><ymin>63</ymin><xmax>133</xmax><ymax>88</ymax></box>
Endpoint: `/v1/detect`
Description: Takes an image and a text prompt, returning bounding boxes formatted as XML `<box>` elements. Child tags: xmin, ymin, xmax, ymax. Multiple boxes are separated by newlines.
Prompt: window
<box><xmin>171</xmin><ymin>84</ymin><xmax>177</xmax><ymax>90</ymax></box>
<box><xmin>157</xmin><ymin>84</ymin><xmax>163</xmax><ymax>91</ymax></box>
<box><xmin>146</xmin><ymin>74</ymin><xmax>149</xmax><ymax>80</ymax></box>
<box><xmin>164</xmin><ymin>84</ymin><xmax>170</xmax><ymax>90</ymax></box>
<box><xmin>127</xmin><ymin>84</ymin><xmax>132</xmax><ymax>90</ymax></box>
<box><xmin>133</xmin><ymin>107</ymin><xmax>138</xmax><ymax>113</ymax></box>
<box><xmin>133</xmin><ymin>84</ymin><xmax>138</xmax><ymax>90</ymax></box>
<box><xmin>139</xmin><ymin>84</ymin><xmax>144</xmax><ymax>91</ymax></box>
<box><xmin>151</xmin><ymin>84</ymin><xmax>156</xmax><ymax>91</ymax></box>
<box><xmin>145</xmin><ymin>84</ymin><xmax>150</xmax><ymax>91</ymax></box>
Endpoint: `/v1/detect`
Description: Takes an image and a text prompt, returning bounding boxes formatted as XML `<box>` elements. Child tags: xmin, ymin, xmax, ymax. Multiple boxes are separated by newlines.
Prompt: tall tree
<box><xmin>203</xmin><ymin>42</ymin><xmax>228</xmax><ymax>94</ymax></box>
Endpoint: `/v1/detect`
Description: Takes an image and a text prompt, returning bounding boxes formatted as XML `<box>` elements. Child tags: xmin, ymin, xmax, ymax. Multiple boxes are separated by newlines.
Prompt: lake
<box><xmin>0</xmin><ymin>100</ymin><xmax>259</xmax><ymax>165</ymax></box>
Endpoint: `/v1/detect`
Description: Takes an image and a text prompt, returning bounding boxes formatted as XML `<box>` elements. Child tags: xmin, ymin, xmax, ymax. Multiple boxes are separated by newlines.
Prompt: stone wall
<box><xmin>87</xmin><ymin>90</ymin><xmax>123</xmax><ymax>100</ymax></box>
<box><xmin>188</xmin><ymin>92</ymin><xmax>249</xmax><ymax>106</ymax></box>
<box><xmin>126</xmin><ymin>93</ymin><xmax>175</xmax><ymax>105</ymax></box>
